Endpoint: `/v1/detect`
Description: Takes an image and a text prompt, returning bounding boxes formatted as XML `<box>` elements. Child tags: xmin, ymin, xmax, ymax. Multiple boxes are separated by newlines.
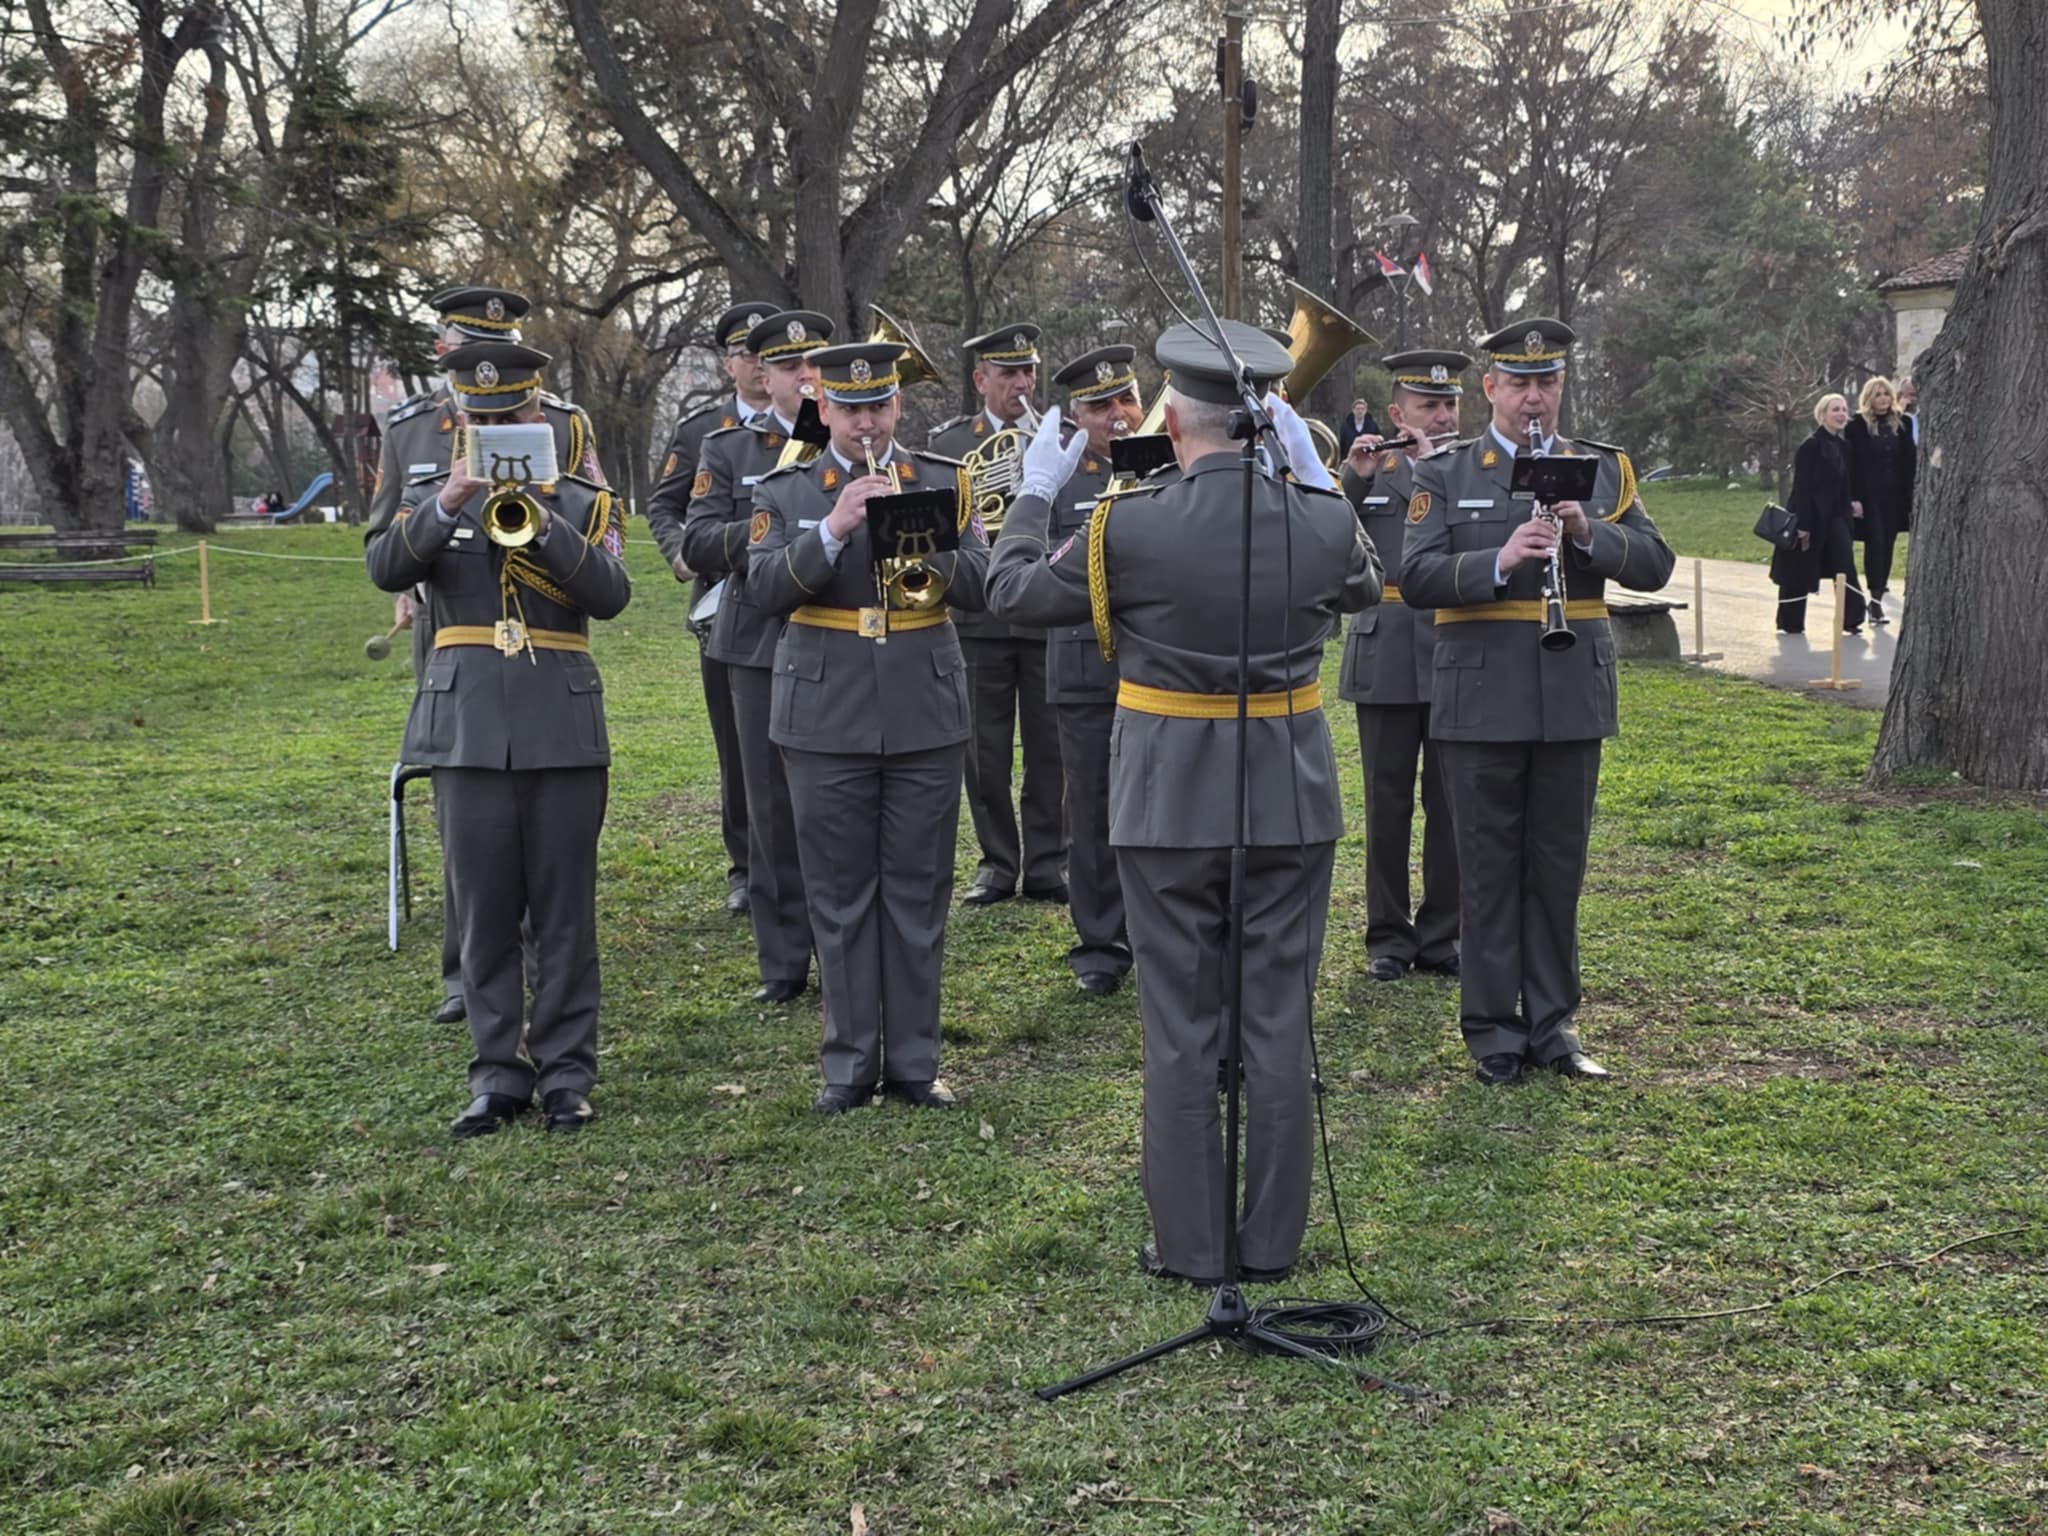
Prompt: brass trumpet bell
<box><xmin>869</xmin><ymin>305</ymin><xmax>943</xmax><ymax>390</ymax></box>
<box><xmin>482</xmin><ymin>487</ymin><xmax>542</xmax><ymax>548</ymax></box>
<box><xmin>882</xmin><ymin>557</ymin><xmax>946</xmax><ymax>610</ymax></box>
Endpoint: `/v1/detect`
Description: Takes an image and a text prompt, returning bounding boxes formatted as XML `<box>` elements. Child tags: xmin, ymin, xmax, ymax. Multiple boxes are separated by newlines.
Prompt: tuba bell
<box><xmin>1281</xmin><ymin>281</ymin><xmax>1376</xmax><ymax>470</ymax></box>
<box><xmin>868</xmin><ymin>305</ymin><xmax>942</xmax><ymax>390</ymax></box>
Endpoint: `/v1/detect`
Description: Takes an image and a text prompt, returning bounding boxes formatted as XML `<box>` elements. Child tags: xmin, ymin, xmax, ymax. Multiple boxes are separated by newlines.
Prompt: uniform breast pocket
<box><xmin>1435</xmin><ymin>637</ymin><xmax>1486</xmax><ymax>730</ymax></box>
<box><xmin>773</xmin><ymin>634</ymin><xmax>827</xmax><ymax>735</ymax></box>
<box><xmin>562</xmin><ymin>657</ymin><xmax>607</xmax><ymax>754</ymax></box>
<box><xmin>930</xmin><ymin>641</ymin><xmax>968</xmax><ymax>732</ymax></box>
<box><xmin>1448</xmin><ymin>499</ymin><xmax>1509</xmax><ymax>553</ymax></box>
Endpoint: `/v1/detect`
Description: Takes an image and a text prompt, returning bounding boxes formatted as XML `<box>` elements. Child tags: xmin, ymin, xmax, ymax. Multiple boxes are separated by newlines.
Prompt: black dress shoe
<box><xmin>751</xmin><ymin>976</ymin><xmax>808</xmax><ymax>1004</ymax></box>
<box><xmin>1136</xmin><ymin>1242</ymin><xmax>1291</xmax><ymax>1288</ymax></box>
<box><xmin>1414</xmin><ymin>954</ymin><xmax>1460</xmax><ymax>978</ymax></box>
<box><xmin>450</xmin><ymin>1093</ymin><xmax>528</xmax><ymax>1139</ymax></box>
<box><xmin>1075</xmin><ymin>971</ymin><xmax>1121</xmax><ymax>997</ymax></box>
<box><xmin>540</xmin><ymin>1089</ymin><xmax>596</xmax><ymax>1132</ymax></box>
<box><xmin>884</xmin><ymin>1078</ymin><xmax>957</xmax><ymax>1109</ymax></box>
<box><xmin>1474</xmin><ymin>1053</ymin><xmax>1524</xmax><ymax>1086</ymax></box>
<box><xmin>961</xmin><ymin>883</ymin><xmax>1014</xmax><ymax>907</ymax></box>
<box><xmin>812</xmin><ymin>1083</ymin><xmax>877</xmax><ymax>1114</ymax></box>
<box><xmin>1369</xmin><ymin>955</ymin><xmax>1411</xmax><ymax>982</ymax></box>
<box><xmin>1546</xmin><ymin>1050</ymin><xmax>1612</xmax><ymax>1080</ymax></box>
<box><xmin>724</xmin><ymin>887</ymin><xmax>749</xmax><ymax>917</ymax></box>
<box><xmin>1023</xmin><ymin>882</ymin><xmax>1069</xmax><ymax>904</ymax></box>
<box><xmin>433</xmin><ymin>994</ymin><xmax>468</xmax><ymax>1025</ymax></box>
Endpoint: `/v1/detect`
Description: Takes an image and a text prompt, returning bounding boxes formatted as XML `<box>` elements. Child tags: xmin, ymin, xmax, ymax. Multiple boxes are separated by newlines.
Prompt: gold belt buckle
<box><xmin>857</xmin><ymin>606</ymin><xmax>889</xmax><ymax>642</ymax></box>
<box><xmin>493</xmin><ymin>619</ymin><xmax>527</xmax><ymax>656</ymax></box>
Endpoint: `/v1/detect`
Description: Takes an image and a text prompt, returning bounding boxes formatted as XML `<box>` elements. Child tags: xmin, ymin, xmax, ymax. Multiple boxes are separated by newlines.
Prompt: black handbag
<box><xmin>1753</xmin><ymin>501</ymin><xmax>1800</xmax><ymax>550</ymax></box>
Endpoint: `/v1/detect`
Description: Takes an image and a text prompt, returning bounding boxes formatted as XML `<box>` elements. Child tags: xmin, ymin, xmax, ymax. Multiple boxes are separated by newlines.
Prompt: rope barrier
<box><xmin>0</xmin><ymin>541</ymin><xmax>362</xmax><ymax>569</ymax></box>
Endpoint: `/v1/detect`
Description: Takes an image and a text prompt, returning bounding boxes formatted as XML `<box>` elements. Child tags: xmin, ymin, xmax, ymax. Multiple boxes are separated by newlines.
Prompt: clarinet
<box><xmin>1529</xmin><ymin>418</ymin><xmax>1577</xmax><ymax>653</ymax></box>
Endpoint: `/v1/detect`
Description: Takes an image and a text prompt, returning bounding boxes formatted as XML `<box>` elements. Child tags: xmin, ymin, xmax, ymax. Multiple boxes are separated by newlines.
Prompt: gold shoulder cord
<box><xmin>956</xmin><ymin>465</ymin><xmax>973</xmax><ymax>533</ymax></box>
<box><xmin>503</xmin><ymin>487</ymin><xmax>614</xmax><ymax>609</ymax></box>
<box><xmin>1088</xmin><ymin>503</ymin><xmax>1114</xmax><ymax>661</ymax></box>
<box><xmin>1607</xmin><ymin>452</ymin><xmax>1636</xmax><ymax>523</ymax></box>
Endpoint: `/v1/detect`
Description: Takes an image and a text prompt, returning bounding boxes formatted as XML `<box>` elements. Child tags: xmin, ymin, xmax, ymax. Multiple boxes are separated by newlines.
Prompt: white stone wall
<box><xmin>1890</xmin><ymin>295</ymin><xmax>1951</xmax><ymax>381</ymax></box>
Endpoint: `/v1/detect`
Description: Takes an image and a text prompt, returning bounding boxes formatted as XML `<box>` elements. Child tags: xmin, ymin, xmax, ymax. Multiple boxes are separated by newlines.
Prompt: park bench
<box><xmin>0</xmin><ymin>559</ymin><xmax>154</xmax><ymax>587</ymax></box>
<box><xmin>1606</xmin><ymin>591</ymin><xmax>1685</xmax><ymax>660</ymax></box>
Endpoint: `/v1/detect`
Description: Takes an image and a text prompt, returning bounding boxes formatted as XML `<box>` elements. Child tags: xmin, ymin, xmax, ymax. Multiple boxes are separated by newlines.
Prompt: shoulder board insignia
<box><xmin>935</xmin><ymin>414</ymin><xmax>969</xmax><ymax>434</ymax></box>
<box><xmin>1407</xmin><ymin>492</ymin><xmax>1432</xmax><ymax>524</ymax></box>
<box><xmin>917</xmin><ymin>449</ymin><xmax>966</xmax><ymax>468</ymax></box>
<box><xmin>387</xmin><ymin>394</ymin><xmax>438</xmax><ymax>426</ymax></box>
<box><xmin>691</xmin><ymin>469</ymin><xmax>714</xmax><ymax>498</ymax></box>
<box><xmin>538</xmin><ymin>389</ymin><xmax>569</xmax><ymax>409</ymax></box>
<box><xmin>558</xmin><ymin>471</ymin><xmax>606</xmax><ymax>491</ymax></box>
<box><xmin>1424</xmin><ymin>438</ymin><xmax>1466</xmax><ymax>460</ymax></box>
<box><xmin>755</xmin><ymin>459</ymin><xmax>805</xmax><ymax>483</ymax></box>
<box><xmin>681</xmin><ymin>399</ymin><xmax>724</xmax><ymax>424</ymax></box>
<box><xmin>1570</xmin><ymin>437</ymin><xmax>1626</xmax><ymax>456</ymax></box>
<box><xmin>406</xmin><ymin>468</ymin><xmax>449</xmax><ymax>485</ymax></box>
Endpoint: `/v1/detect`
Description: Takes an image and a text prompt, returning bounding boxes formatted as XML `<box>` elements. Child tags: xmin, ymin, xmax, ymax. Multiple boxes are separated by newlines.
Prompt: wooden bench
<box><xmin>1606</xmin><ymin>593</ymin><xmax>1685</xmax><ymax>661</ymax></box>
<box><xmin>0</xmin><ymin>528</ymin><xmax>159</xmax><ymax>556</ymax></box>
<box><xmin>0</xmin><ymin>560</ymin><xmax>154</xmax><ymax>587</ymax></box>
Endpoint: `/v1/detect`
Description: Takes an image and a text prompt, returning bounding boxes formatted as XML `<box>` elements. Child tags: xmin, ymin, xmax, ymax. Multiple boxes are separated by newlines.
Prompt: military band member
<box><xmin>1042</xmin><ymin>345</ymin><xmax>1145</xmax><ymax>994</ymax></box>
<box><xmin>930</xmin><ymin>324</ymin><xmax>1066</xmax><ymax>906</ymax></box>
<box><xmin>1400</xmin><ymin>318</ymin><xmax>1676</xmax><ymax>1085</ymax></box>
<box><xmin>645</xmin><ymin>301</ymin><xmax>778</xmax><ymax>918</ymax></box>
<box><xmin>680</xmin><ymin>310</ymin><xmax>834</xmax><ymax>1002</ymax></box>
<box><xmin>1339</xmin><ymin>349</ymin><xmax>1469</xmax><ymax>983</ymax></box>
<box><xmin>748</xmin><ymin>342</ymin><xmax>992</xmax><ymax>1113</ymax></box>
<box><xmin>986</xmin><ymin>322</ymin><xmax>1380</xmax><ymax>1286</ymax></box>
<box><xmin>367</xmin><ymin>284</ymin><xmax>601</xmax><ymax>1024</ymax></box>
<box><xmin>367</xmin><ymin>341</ymin><xmax>632</xmax><ymax>1138</ymax></box>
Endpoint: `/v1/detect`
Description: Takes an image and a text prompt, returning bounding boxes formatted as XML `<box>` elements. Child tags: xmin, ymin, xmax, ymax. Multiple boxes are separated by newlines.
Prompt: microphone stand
<box><xmin>1036</xmin><ymin>150</ymin><xmax>1340</xmax><ymax>1401</ymax></box>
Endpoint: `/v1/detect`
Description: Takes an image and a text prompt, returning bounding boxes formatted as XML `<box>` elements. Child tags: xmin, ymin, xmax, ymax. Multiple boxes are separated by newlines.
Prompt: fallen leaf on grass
<box><xmin>712</xmin><ymin>1083</ymin><xmax>748</xmax><ymax>1096</ymax></box>
<box><xmin>849</xmin><ymin>1504</ymin><xmax>869</xmax><ymax>1535</ymax></box>
<box><xmin>410</xmin><ymin>1263</ymin><xmax>451</xmax><ymax>1279</ymax></box>
<box><xmin>978</xmin><ymin>1119</ymin><xmax>995</xmax><ymax>1141</ymax></box>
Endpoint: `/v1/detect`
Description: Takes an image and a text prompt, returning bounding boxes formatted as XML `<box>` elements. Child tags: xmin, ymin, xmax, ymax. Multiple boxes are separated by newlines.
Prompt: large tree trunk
<box><xmin>1296</xmin><ymin>0</ymin><xmax>1342</xmax><ymax>420</ymax></box>
<box><xmin>1869</xmin><ymin>0</ymin><xmax>2048</xmax><ymax>790</ymax></box>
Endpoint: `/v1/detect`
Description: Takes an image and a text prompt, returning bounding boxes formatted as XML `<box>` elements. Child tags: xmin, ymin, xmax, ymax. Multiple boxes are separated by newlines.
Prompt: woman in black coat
<box><xmin>1772</xmin><ymin>393</ymin><xmax>1866</xmax><ymax>635</ymax></box>
<box><xmin>1845</xmin><ymin>375</ymin><xmax>1916</xmax><ymax>624</ymax></box>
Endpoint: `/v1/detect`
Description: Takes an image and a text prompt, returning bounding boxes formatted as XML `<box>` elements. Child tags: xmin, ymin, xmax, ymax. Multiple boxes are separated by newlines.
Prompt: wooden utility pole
<box><xmin>1219</xmin><ymin>7</ymin><xmax>1245</xmax><ymax>319</ymax></box>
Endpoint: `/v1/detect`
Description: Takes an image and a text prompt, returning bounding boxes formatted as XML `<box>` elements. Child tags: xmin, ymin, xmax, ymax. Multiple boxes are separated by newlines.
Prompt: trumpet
<box><xmin>453</xmin><ymin>422</ymin><xmax>544</xmax><ymax>547</ymax></box>
<box><xmin>864</xmin><ymin>434</ymin><xmax>946</xmax><ymax>617</ymax></box>
<box><xmin>1529</xmin><ymin>418</ymin><xmax>1576</xmax><ymax>653</ymax></box>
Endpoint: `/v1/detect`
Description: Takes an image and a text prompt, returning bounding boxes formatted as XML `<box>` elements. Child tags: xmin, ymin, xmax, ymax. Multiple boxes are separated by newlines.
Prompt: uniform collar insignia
<box><xmin>897</xmin><ymin>458</ymin><xmax>917</xmax><ymax>482</ymax></box>
<box><xmin>1481</xmin><ymin>447</ymin><xmax>1499</xmax><ymax>468</ymax></box>
<box><xmin>765</xmin><ymin>432</ymin><xmax>784</xmax><ymax>447</ymax></box>
<box><xmin>821</xmin><ymin>466</ymin><xmax>841</xmax><ymax>490</ymax></box>
<box><xmin>972</xmin><ymin>417</ymin><xmax>988</xmax><ymax>436</ymax></box>
<box><xmin>1085</xmin><ymin>457</ymin><xmax>1099</xmax><ymax>473</ymax></box>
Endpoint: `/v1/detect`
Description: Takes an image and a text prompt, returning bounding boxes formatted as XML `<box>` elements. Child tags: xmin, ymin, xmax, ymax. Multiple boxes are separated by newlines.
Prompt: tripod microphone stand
<box><xmin>1035</xmin><ymin>146</ymin><xmax>1352</xmax><ymax>1401</ymax></box>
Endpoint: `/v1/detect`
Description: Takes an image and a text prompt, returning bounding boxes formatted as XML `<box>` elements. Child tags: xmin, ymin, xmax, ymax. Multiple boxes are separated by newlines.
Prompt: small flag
<box><xmin>1412</xmin><ymin>251</ymin><xmax>1434</xmax><ymax>297</ymax></box>
<box><xmin>1374</xmin><ymin>249</ymin><xmax>1405</xmax><ymax>279</ymax></box>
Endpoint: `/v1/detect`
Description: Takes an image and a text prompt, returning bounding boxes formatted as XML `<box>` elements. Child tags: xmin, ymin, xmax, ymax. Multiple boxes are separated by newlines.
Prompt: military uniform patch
<box><xmin>1381</xmin><ymin>451</ymin><xmax>1399</xmax><ymax>473</ymax></box>
<box><xmin>691</xmin><ymin>469</ymin><xmax>713</xmax><ymax>498</ymax></box>
<box><xmin>1481</xmin><ymin>448</ymin><xmax>1499</xmax><ymax>469</ymax></box>
<box><xmin>749</xmin><ymin>510</ymin><xmax>770</xmax><ymax>544</ymax></box>
<box><xmin>822</xmin><ymin>467</ymin><xmax>841</xmax><ymax>491</ymax></box>
<box><xmin>1407</xmin><ymin>492</ymin><xmax>1431</xmax><ymax>524</ymax></box>
<box><xmin>662</xmin><ymin>453</ymin><xmax>677</xmax><ymax>477</ymax></box>
<box><xmin>897</xmin><ymin>460</ymin><xmax>917</xmax><ymax>483</ymax></box>
<box><xmin>1049</xmin><ymin>533</ymin><xmax>1076</xmax><ymax>566</ymax></box>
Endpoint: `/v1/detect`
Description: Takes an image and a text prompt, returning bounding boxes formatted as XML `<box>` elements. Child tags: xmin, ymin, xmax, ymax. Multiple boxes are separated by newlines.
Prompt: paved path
<box><xmin>1623</xmin><ymin>556</ymin><xmax>1899</xmax><ymax>710</ymax></box>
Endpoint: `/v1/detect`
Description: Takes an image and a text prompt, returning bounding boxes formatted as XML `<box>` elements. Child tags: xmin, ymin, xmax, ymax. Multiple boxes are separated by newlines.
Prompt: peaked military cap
<box><xmin>748</xmin><ymin>309</ymin><xmax>834</xmax><ymax>360</ymax></box>
<box><xmin>442</xmin><ymin>340</ymin><xmax>549</xmax><ymax>414</ymax></box>
<box><xmin>811</xmin><ymin>342</ymin><xmax>907</xmax><ymax>405</ymax></box>
<box><xmin>1153</xmin><ymin>320</ymin><xmax>1294</xmax><ymax>407</ymax></box>
<box><xmin>428</xmin><ymin>285</ymin><xmax>530</xmax><ymax>341</ymax></box>
<box><xmin>1054</xmin><ymin>344</ymin><xmax>1139</xmax><ymax>403</ymax></box>
<box><xmin>714</xmin><ymin>301</ymin><xmax>779</xmax><ymax>349</ymax></box>
<box><xmin>962</xmin><ymin>323</ymin><xmax>1041</xmax><ymax>365</ymax></box>
<box><xmin>1384</xmin><ymin>347</ymin><xmax>1472</xmax><ymax>397</ymax></box>
<box><xmin>1480</xmin><ymin>317</ymin><xmax>1574</xmax><ymax>376</ymax></box>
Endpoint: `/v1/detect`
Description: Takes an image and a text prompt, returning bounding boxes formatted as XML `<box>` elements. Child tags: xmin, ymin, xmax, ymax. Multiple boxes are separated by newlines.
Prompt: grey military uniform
<box><xmin>680</xmin><ymin>418</ymin><xmax>813</xmax><ymax>987</ymax></box>
<box><xmin>930</xmin><ymin>409</ymin><xmax>1065</xmax><ymax>897</ymax></box>
<box><xmin>1043</xmin><ymin>451</ymin><xmax>1130</xmax><ymax>982</ymax></box>
<box><xmin>987</xmin><ymin>451</ymin><xmax>1380</xmax><ymax>1279</ymax></box>
<box><xmin>747</xmin><ymin>446</ymin><xmax>991</xmax><ymax>1091</ymax></box>
<box><xmin>1400</xmin><ymin>431</ymin><xmax>1675</xmax><ymax>1063</ymax></box>
<box><xmin>367</xmin><ymin>473</ymin><xmax>631</xmax><ymax>1103</ymax></box>
<box><xmin>1338</xmin><ymin>448</ymin><xmax>1459</xmax><ymax>969</ymax></box>
<box><xmin>645</xmin><ymin>394</ymin><xmax>752</xmax><ymax>902</ymax></box>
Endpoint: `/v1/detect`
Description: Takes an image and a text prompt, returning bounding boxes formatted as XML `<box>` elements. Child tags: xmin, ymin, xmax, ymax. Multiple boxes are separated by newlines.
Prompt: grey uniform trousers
<box><xmin>1356</xmin><ymin>703</ymin><xmax>1460</xmax><ymax>967</ymax></box>
<box><xmin>410</xmin><ymin>609</ymin><xmax>465</xmax><ymax>1004</ymax></box>
<box><xmin>1437</xmin><ymin>738</ymin><xmax>1601</xmax><ymax>1063</ymax></box>
<box><xmin>435</xmin><ymin>766</ymin><xmax>607</xmax><ymax>1100</ymax></box>
<box><xmin>728</xmin><ymin>664</ymin><xmax>812</xmax><ymax>985</ymax></box>
<box><xmin>1054</xmin><ymin>703</ymin><xmax>1130</xmax><ymax>980</ymax></box>
<box><xmin>962</xmin><ymin>635</ymin><xmax>1065</xmax><ymax>893</ymax></box>
<box><xmin>783</xmin><ymin>744</ymin><xmax>964</xmax><ymax>1088</ymax></box>
<box><xmin>699</xmin><ymin>645</ymin><xmax>750</xmax><ymax>896</ymax></box>
<box><xmin>1119</xmin><ymin>842</ymin><xmax>1334</xmax><ymax>1279</ymax></box>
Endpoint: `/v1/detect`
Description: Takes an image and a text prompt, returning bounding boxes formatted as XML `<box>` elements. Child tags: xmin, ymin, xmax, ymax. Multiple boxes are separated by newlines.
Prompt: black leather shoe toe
<box><xmin>1075</xmin><ymin>971</ymin><xmax>1121</xmax><ymax>997</ymax></box>
<box><xmin>1414</xmin><ymin>954</ymin><xmax>1460</xmax><ymax>978</ymax></box>
<box><xmin>961</xmin><ymin>883</ymin><xmax>1014</xmax><ymax>907</ymax></box>
<box><xmin>1474</xmin><ymin>1053</ymin><xmax>1524</xmax><ymax>1086</ymax></box>
<box><xmin>1136</xmin><ymin>1242</ymin><xmax>1290</xmax><ymax>1288</ymax></box>
<box><xmin>1547</xmin><ymin>1050</ymin><xmax>1612</xmax><ymax>1080</ymax></box>
<box><xmin>451</xmin><ymin>1093</ymin><xmax>528</xmax><ymax>1139</ymax></box>
<box><xmin>813</xmin><ymin>1083</ymin><xmax>877</xmax><ymax>1114</ymax></box>
<box><xmin>752</xmin><ymin>976</ymin><xmax>808</xmax><ymax>1004</ymax></box>
<box><xmin>1023</xmin><ymin>882</ymin><xmax>1069</xmax><ymax>904</ymax></box>
<box><xmin>1369</xmin><ymin>956</ymin><xmax>1411</xmax><ymax>983</ymax></box>
<box><xmin>540</xmin><ymin>1089</ymin><xmax>595</xmax><ymax>1132</ymax></box>
<box><xmin>884</xmin><ymin>1078</ymin><xmax>957</xmax><ymax>1109</ymax></box>
<box><xmin>725</xmin><ymin>887</ymin><xmax>750</xmax><ymax>917</ymax></box>
<box><xmin>433</xmin><ymin>994</ymin><xmax>468</xmax><ymax>1025</ymax></box>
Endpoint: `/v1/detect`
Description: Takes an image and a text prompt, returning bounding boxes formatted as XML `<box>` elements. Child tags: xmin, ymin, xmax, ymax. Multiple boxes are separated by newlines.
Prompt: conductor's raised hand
<box><xmin>1018</xmin><ymin>404</ymin><xmax>1087</xmax><ymax>502</ymax></box>
<box><xmin>1263</xmin><ymin>393</ymin><xmax>1334</xmax><ymax>491</ymax></box>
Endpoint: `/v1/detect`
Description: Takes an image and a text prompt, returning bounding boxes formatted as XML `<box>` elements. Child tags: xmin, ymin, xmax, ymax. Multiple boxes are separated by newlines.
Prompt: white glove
<box><xmin>1264</xmin><ymin>392</ymin><xmax>1334</xmax><ymax>491</ymax></box>
<box><xmin>1017</xmin><ymin>404</ymin><xmax>1089</xmax><ymax>504</ymax></box>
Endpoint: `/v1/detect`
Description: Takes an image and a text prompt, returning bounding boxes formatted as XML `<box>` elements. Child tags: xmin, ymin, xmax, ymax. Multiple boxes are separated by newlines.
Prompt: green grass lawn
<box><xmin>1639</xmin><ymin>478</ymin><xmax>1912</xmax><ymax>578</ymax></box>
<box><xmin>1</xmin><ymin>523</ymin><xmax>2038</xmax><ymax>1535</ymax></box>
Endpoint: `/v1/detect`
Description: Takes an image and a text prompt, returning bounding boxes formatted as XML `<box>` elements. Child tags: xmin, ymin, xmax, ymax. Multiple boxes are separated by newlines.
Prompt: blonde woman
<box><xmin>1773</xmin><ymin>394</ymin><xmax>1866</xmax><ymax>635</ymax></box>
<box><xmin>1845</xmin><ymin>375</ymin><xmax>1916</xmax><ymax>624</ymax></box>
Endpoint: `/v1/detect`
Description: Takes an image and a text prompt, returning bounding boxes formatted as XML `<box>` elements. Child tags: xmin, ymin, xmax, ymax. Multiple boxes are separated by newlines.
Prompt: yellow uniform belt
<box><xmin>1117</xmin><ymin>680</ymin><xmax>1323</xmax><ymax>719</ymax></box>
<box><xmin>1435</xmin><ymin>599</ymin><xmax>1610</xmax><ymax>626</ymax></box>
<box><xmin>1381</xmin><ymin>584</ymin><xmax>1402</xmax><ymax>604</ymax></box>
<box><xmin>789</xmin><ymin>604</ymin><xmax>950</xmax><ymax>633</ymax></box>
<box><xmin>435</xmin><ymin>624</ymin><xmax>590</xmax><ymax>653</ymax></box>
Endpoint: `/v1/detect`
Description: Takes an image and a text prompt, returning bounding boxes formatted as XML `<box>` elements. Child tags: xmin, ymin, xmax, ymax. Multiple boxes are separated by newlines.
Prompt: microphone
<box><xmin>1123</xmin><ymin>143</ymin><xmax>1156</xmax><ymax>223</ymax></box>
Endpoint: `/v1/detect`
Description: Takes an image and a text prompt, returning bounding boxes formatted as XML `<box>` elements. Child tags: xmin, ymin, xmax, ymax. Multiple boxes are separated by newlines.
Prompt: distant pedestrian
<box><xmin>1773</xmin><ymin>394</ymin><xmax>1865</xmax><ymax>636</ymax></box>
<box><xmin>1336</xmin><ymin>398</ymin><xmax>1382</xmax><ymax>457</ymax></box>
<box><xmin>1845</xmin><ymin>375</ymin><xmax>1915</xmax><ymax>626</ymax></box>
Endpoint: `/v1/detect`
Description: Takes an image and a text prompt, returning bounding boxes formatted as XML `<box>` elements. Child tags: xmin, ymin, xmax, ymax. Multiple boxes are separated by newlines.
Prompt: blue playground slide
<box><xmin>272</xmin><ymin>472</ymin><xmax>334</xmax><ymax>523</ymax></box>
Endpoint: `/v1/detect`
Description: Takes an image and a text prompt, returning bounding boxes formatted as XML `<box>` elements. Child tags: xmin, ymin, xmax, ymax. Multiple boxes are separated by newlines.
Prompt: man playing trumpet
<box><xmin>747</xmin><ymin>342</ymin><xmax>992</xmax><ymax>1114</ymax></box>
